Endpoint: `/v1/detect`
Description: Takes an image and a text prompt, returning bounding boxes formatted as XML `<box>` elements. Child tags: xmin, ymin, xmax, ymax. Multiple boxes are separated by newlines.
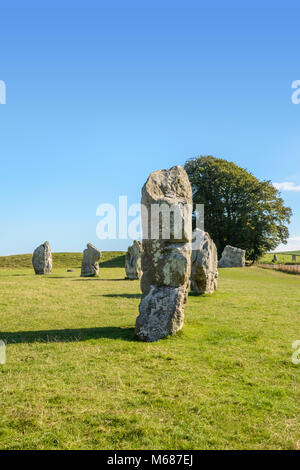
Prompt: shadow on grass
<box><xmin>11</xmin><ymin>274</ymin><xmax>28</xmax><ymax>277</ymax></box>
<box><xmin>0</xmin><ymin>326</ymin><xmax>136</xmax><ymax>344</ymax></box>
<box><xmin>46</xmin><ymin>276</ymin><xmax>71</xmax><ymax>279</ymax></box>
<box><xmin>100</xmin><ymin>255</ymin><xmax>125</xmax><ymax>268</ymax></box>
<box><xmin>72</xmin><ymin>278</ymin><xmax>125</xmax><ymax>282</ymax></box>
<box><xmin>188</xmin><ymin>292</ymin><xmax>205</xmax><ymax>297</ymax></box>
<box><xmin>102</xmin><ymin>293</ymin><xmax>141</xmax><ymax>299</ymax></box>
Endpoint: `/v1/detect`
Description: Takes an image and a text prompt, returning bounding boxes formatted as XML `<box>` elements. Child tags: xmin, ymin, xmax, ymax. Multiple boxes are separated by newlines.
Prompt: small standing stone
<box><xmin>32</xmin><ymin>241</ymin><xmax>52</xmax><ymax>274</ymax></box>
<box><xmin>272</xmin><ymin>254</ymin><xmax>278</xmax><ymax>263</ymax></box>
<box><xmin>81</xmin><ymin>244</ymin><xmax>101</xmax><ymax>277</ymax></box>
<box><xmin>190</xmin><ymin>229</ymin><xmax>218</xmax><ymax>294</ymax></box>
<box><xmin>125</xmin><ymin>240</ymin><xmax>143</xmax><ymax>280</ymax></box>
<box><xmin>135</xmin><ymin>165</ymin><xmax>192</xmax><ymax>342</ymax></box>
<box><xmin>218</xmin><ymin>245</ymin><xmax>245</xmax><ymax>268</ymax></box>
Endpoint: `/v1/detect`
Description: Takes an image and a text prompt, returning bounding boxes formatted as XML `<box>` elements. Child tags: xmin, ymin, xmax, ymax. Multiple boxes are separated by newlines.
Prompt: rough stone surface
<box><xmin>32</xmin><ymin>241</ymin><xmax>52</xmax><ymax>275</ymax></box>
<box><xmin>190</xmin><ymin>229</ymin><xmax>218</xmax><ymax>294</ymax></box>
<box><xmin>135</xmin><ymin>165</ymin><xmax>192</xmax><ymax>342</ymax></box>
<box><xmin>218</xmin><ymin>245</ymin><xmax>245</xmax><ymax>268</ymax></box>
<box><xmin>125</xmin><ymin>240</ymin><xmax>143</xmax><ymax>280</ymax></box>
<box><xmin>272</xmin><ymin>255</ymin><xmax>278</xmax><ymax>262</ymax></box>
<box><xmin>81</xmin><ymin>243</ymin><xmax>101</xmax><ymax>277</ymax></box>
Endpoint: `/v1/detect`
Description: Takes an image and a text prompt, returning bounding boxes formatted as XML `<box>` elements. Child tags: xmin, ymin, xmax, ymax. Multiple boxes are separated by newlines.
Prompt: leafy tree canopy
<box><xmin>184</xmin><ymin>156</ymin><xmax>292</xmax><ymax>261</ymax></box>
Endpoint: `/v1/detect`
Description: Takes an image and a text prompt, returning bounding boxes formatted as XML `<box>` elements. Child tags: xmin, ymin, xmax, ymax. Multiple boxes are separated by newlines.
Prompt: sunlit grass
<box><xmin>0</xmin><ymin>254</ymin><xmax>299</xmax><ymax>449</ymax></box>
<box><xmin>259</xmin><ymin>250</ymin><xmax>300</xmax><ymax>265</ymax></box>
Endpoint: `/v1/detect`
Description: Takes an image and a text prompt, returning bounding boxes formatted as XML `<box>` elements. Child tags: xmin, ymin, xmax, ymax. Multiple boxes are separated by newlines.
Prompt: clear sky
<box><xmin>1</xmin><ymin>0</ymin><xmax>300</xmax><ymax>255</ymax></box>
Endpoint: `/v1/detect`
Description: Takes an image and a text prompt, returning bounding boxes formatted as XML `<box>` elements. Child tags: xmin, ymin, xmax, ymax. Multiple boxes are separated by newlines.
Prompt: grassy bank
<box><xmin>259</xmin><ymin>250</ymin><xmax>300</xmax><ymax>265</ymax></box>
<box><xmin>0</xmin><ymin>251</ymin><xmax>125</xmax><ymax>269</ymax></box>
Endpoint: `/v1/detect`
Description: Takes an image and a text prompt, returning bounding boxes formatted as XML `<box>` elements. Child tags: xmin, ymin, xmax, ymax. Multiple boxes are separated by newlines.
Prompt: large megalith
<box><xmin>218</xmin><ymin>245</ymin><xmax>245</xmax><ymax>267</ymax></box>
<box><xmin>32</xmin><ymin>241</ymin><xmax>52</xmax><ymax>274</ymax></box>
<box><xmin>125</xmin><ymin>240</ymin><xmax>143</xmax><ymax>280</ymax></box>
<box><xmin>81</xmin><ymin>243</ymin><xmax>101</xmax><ymax>277</ymax></box>
<box><xmin>135</xmin><ymin>165</ymin><xmax>192</xmax><ymax>342</ymax></box>
<box><xmin>191</xmin><ymin>229</ymin><xmax>218</xmax><ymax>294</ymax></box>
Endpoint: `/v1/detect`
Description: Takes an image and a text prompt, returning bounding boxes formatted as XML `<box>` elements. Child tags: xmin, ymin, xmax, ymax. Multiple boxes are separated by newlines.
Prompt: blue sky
<box><xmin>1</xmin><ymin>0</ymin><xmax>300</xmax><ymax>255</ymax></box>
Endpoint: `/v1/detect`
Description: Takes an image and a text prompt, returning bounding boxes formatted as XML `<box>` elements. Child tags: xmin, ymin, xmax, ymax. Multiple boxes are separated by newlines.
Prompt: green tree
<box><xmin>184</xmin><ymin>156</ymin><xmax>292</xmax><ymax>262</ymax></box>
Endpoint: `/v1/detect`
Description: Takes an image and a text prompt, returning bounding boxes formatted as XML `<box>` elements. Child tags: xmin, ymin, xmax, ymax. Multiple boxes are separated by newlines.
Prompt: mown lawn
<box><xmin>0</xmin><ymin>253</ymin><xmax>299</xmax><ymax>450</ymax></box>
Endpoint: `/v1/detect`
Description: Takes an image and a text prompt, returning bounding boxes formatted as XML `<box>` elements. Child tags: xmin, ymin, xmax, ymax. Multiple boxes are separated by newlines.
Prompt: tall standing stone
<box><xmin>135</xmin><ymin>165</ymin><xmax>192</xmax><ymax>342</ymax></box>
<box><xmin>218</xmin><ymin>245</ymin><xmax>245</xmax><ymax>267</ymax></box>
<box><xmin>191</xmin><ymin>229</ymin><xmax>218</xmax><ymax>294</ymax></box>
<box><xmin>125</xmin><ymin>240</ymin><xmax>143</xmax><ymax>280</ymax></box>
<box><xmin>32</xmin><ymin>241</ymin><xmax>52</xmax><ymax>275</ymax></box>
<box><xmin>81</xmin><ymin>243</ymin><xmax>101</xmax><ymax>277</ymax></box>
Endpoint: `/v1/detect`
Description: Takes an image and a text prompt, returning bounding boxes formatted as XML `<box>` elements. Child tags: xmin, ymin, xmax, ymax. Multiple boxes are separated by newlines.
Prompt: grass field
<box><xmin>259</xmin><ymin>250</ymin><xmax>300</xmax><ymax>265</ymax></box>
<box><xmin>0</xmin><ymin>253</ymin><xmax>299</xmax><ymax>450</ymax></box>
<box><xmin>0</xmin><ymin>251</ymin><xmax>126</xmax><ymax>269</ymax></box>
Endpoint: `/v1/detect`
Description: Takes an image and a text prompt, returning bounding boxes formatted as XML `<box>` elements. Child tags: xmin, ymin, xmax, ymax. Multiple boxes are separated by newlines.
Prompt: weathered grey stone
<box><xmin>135</xmin><ymin>165</ymin><xmax>192</xmax><ymax>342</ymax></box>
<box><xmin>32</xmin><ymin>241</ymin><xmax>52</xmax><ymax>275</ymax></box>
<box><xmin>81</xmin><ymin>243</ymin><xmax>101</xmax><ymax>277</ymax></box>
<box><xmin>218</xmin><ymin>245</ymin><xmax>245</xmax><ymax>268</ymax></box>
<box><xmin>125</xmin><ymin>240</ymin><xmax>143</xmax><ymax>280</ymax></box>
<box><xmin>190</xmin><ymin>229</ymin><xmax>218</xmax><ymax>294</ymax></box>
<box><xmin>272</xmin><ymin>254</ymin><xmax>278</xmax><ymax>262</ymax></box>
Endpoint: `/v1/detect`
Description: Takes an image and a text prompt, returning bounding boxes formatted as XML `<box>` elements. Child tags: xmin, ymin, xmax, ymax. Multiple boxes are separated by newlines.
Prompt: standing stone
<box><xmin>125</xmin><ymin>240</ymin><xmax>143</xmax><ymax>280</ymax></box>
<box><xmin>218</xmin><ymin>245</ymin><xmax>245</xmax><ymax>268</ymax></box>
<box><xmin>191</xmin><ymin>229</ymin><xmax>218</xmax><ymax>294</ymax></box>
<box><xmin>292</xmin><ymin>255</ymin><xmax>297</xmax><ymax>262</ymax></box>
<box><xmin>272</xmin><ymin>254</ymin><xmax>278</xmax><ymax>263</ymax></box>
<box><xmin>81</xmin><ymin>243</ymin><xmax>101</xmax><ymax>277</ymax></box>
<box><xmin>32</xmin><ymin>241</ymin><xmax>52</xmax><ymax>275</ymax></box>
<box><xmin>135</xmin><ymin>165</ymin><xmax>192</xmax><ymax>342</ymax></box>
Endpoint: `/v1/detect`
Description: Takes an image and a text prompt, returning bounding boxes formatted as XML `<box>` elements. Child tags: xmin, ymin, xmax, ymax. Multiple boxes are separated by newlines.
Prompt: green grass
<box><xmin>0</xmin><ymin>251</ymin><xmax>125</xmax><ymax>269</ymax></box>
<box><xmin>259</xmin><ymin>250</ymin><xmax>300</xmax><ymax>265</ymax></box>
<box><xmin>0</xmin><ymin>253</ymin><xmax>299</xmax><ymax>449</ymax></box>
